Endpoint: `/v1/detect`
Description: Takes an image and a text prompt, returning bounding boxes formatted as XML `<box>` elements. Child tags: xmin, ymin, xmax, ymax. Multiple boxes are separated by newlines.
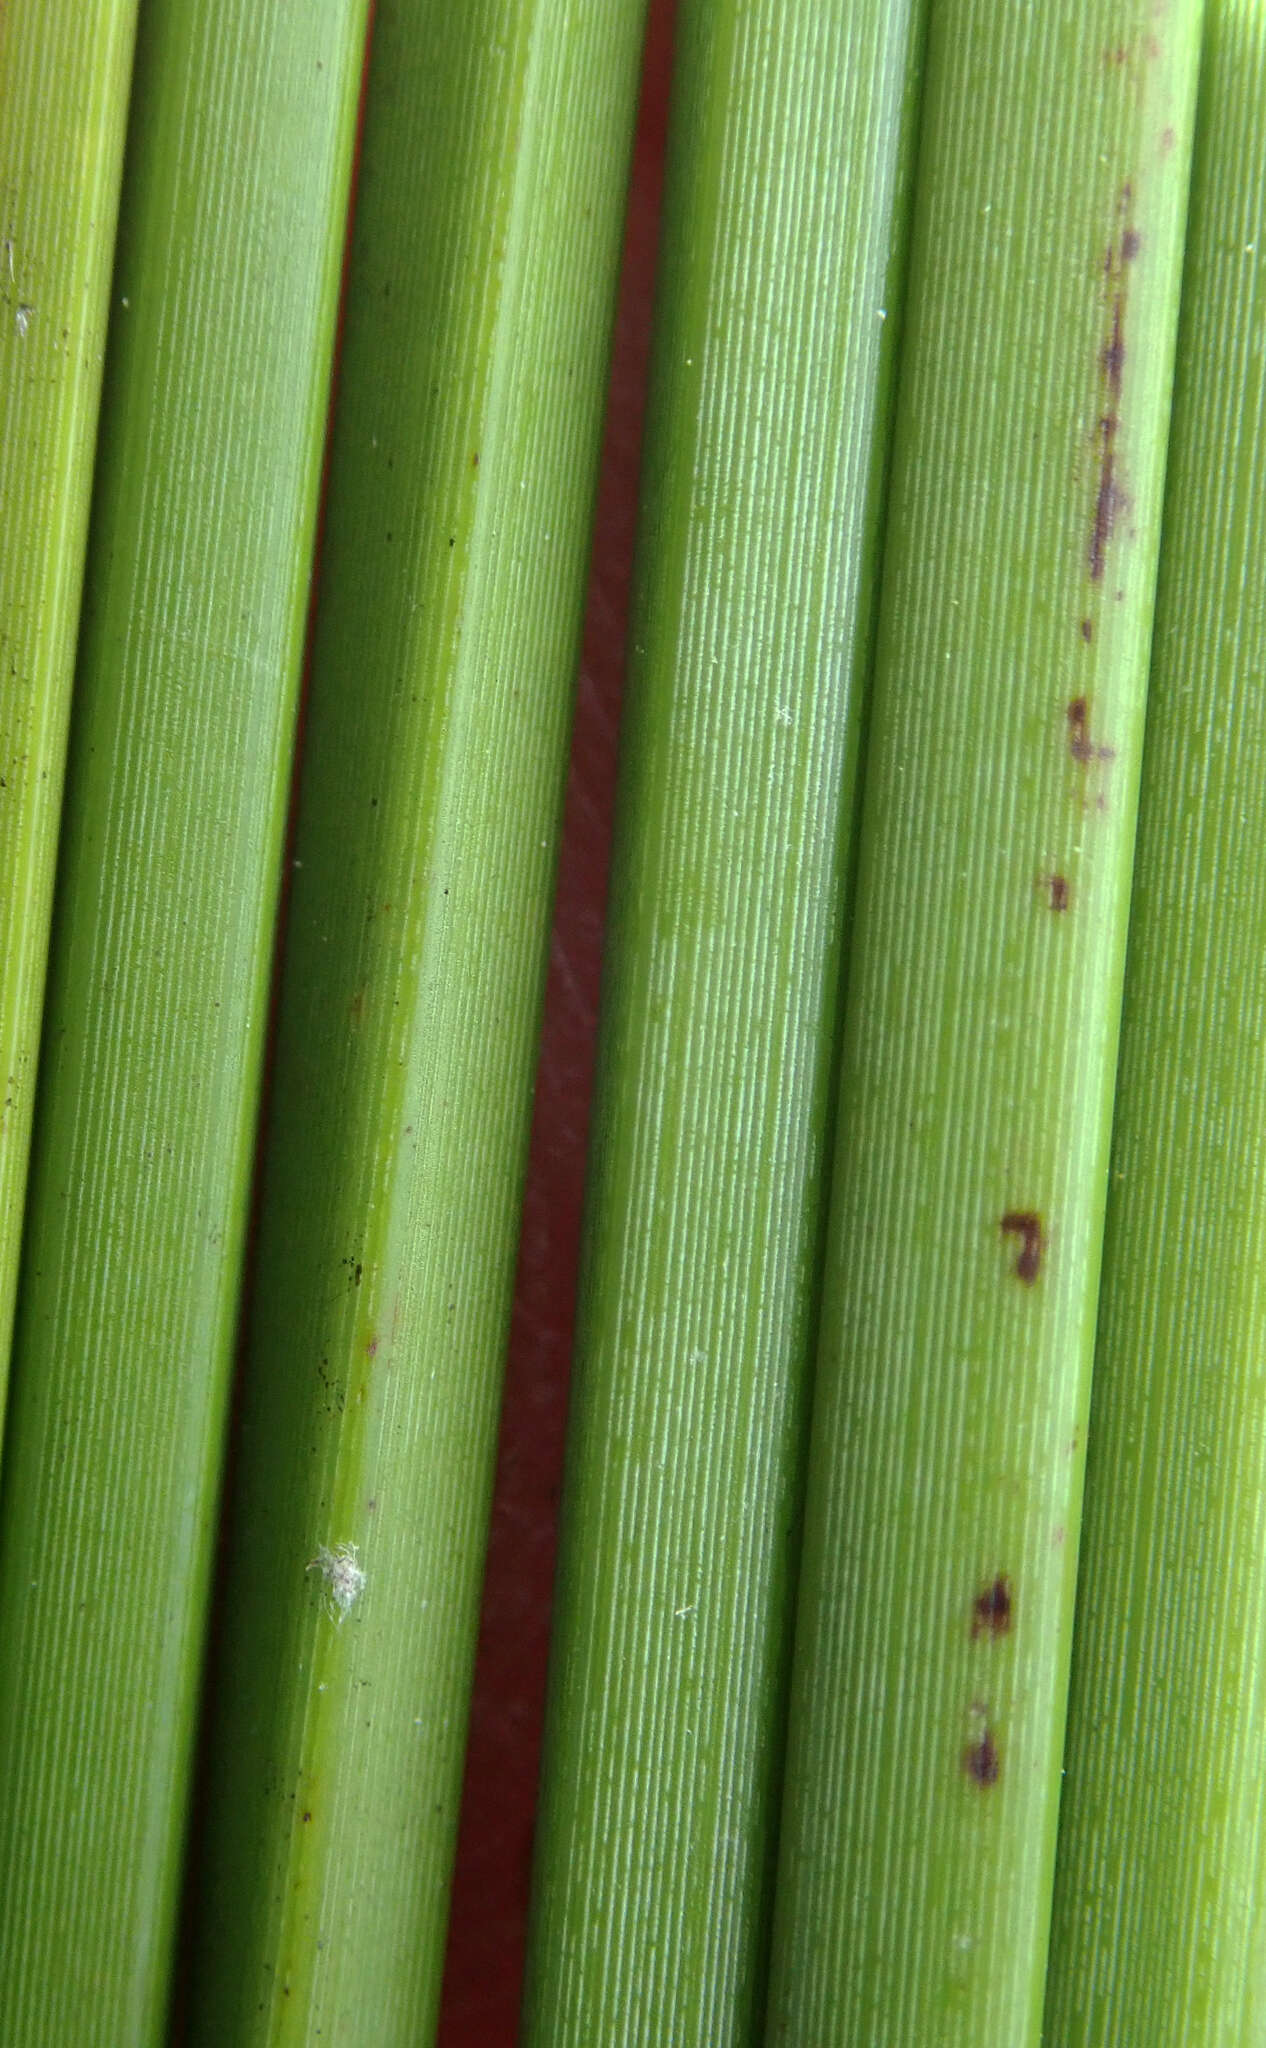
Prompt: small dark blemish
<box><xmin>1090</xmin><ymin>416</ymin><xmax>1125</xmax><ymax>581</ymax></box>
<box><xmin>1067</xmin><ymin>696</ymin><xmax>1115</xmax><ymax>763</ymax></box>
<box><xmin>301</xmin><ymin>1811</ymin><xmax>312</xmax><ymax>1824</ymax></box>
<box><xmin>1101</xmin><ymin>305</ymin><xmax>1125</xmax><ymax>402</ymax></box>
<box><xmin>963</xmin><ymin>1730</ymin><xmax>1001</xmax><ymax>1787</ymax></box>
<box><xmin>1088</xmin><ymin>191</ymin><xmax>1138</xmax><ymax>581</ymax></box>
<box><xmin>354</xmin><ymin>1262</ymin><xmax>362</xmax><ymax>1286</ymax></box>
<box><xmin>972</xmin><ymin>1576</ymin><xmax>1013</xmax><ymax>1639</ymax></box>
<box><xmin>1080</xmin><ymin>618</ymin><xmax>1093</xmax><ymax>642</ymax></box>
<box><xmin>1161</xmin><ymin>125</ymin><xmax>1176</xmax><ymax>155</ymax></box>
<box><xmin>471</xmin><ymin>451</ymin><xmax>480</xmax><ymax>469</ymax></box>
<box><xmin>1000</xmin><ymin>1210</ymin><xmax>1045</xmax><ymax>1284</ymax></box>
<box><xmin>1048</xmin><ymin>874</ymin><xmax>1069</xmax><ymax>912</ymax></box>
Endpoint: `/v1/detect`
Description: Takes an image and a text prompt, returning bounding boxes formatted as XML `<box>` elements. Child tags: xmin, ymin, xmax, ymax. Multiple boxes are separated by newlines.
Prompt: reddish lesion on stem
<box><xmin>1067</xmin><ymin>696</ymin><xmax>1114</xmax><ymax>764</ymax></box>
<box><xmin>1087</xmin><ymin>192</ymin><xmax>1140</xmax><ymax>585</ymax></box>
<box><xmin>962</xmin><ymin>1726</ymin><xmax>1001</xmax><ymax>1788</ymax></box>
<box><xmin>1000</xmin><ymin>1210</ymin><xmax>1044</xmax><ymax>1284</ymax></box>
<box><xmin>971</xmin><ymin>1576</ymin><xmax>1013</xmax><ymax>1639</ymax></box>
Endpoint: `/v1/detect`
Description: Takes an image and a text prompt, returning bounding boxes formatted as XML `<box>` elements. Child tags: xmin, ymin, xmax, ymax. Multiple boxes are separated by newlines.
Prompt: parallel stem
<box><xmin>0</xmin><ymin>5</ymin><xmax>367</xmax><ymax>2038</ymax></box>
<box><xmin>522</xmin><ymin>4</ymin><xmax>928</xmax><ymax>2041</ymax></box>
<box><xmin>186</xmin><ymin>1</ymin><xmax>647</xmax><ymax>2039</ymax></box>
<box><xmin>1046</xmin><ymin>6</ymin><xmax>1266</xmax><ymax>2037</ymax></box>
<box><xmin>766</xmin><ymin>7</ymin><xmax>1202</xmax><ymax>2043</ymax></box>
<box><xmin>0</xmin><ymin>0</ymin><xmax>137</xmax><ymax>1416</ymax></box>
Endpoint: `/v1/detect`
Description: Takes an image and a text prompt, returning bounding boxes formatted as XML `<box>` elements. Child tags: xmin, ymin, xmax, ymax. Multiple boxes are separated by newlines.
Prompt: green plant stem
<box><xmin>0</xmin><ymin>0</ymin><xmax>137</xmax><ymax>1418</ymax></box>
<box><xmin>765</xmin><ymin>8</ymin><xmax>1202</xmax><ymax>2044</ymax></box>
<box><xmin>1045</xmin><ymin>7</ymin><xmax>1266</xmax><ymax>2038</ymax></box>
<box><xmin>185</xmin><ymin>2</ymin><xmax>647</xmax><ymax>2039</ymax></box>
<box><xmin>520</xmin><ymin>5</ymin><xmax>928</xmax><ymax>2043</ymax></box>
<box><xmin>0</xmin><ymin>6</ymin><xmax>367</xmax><ymax>2040</ymax></box>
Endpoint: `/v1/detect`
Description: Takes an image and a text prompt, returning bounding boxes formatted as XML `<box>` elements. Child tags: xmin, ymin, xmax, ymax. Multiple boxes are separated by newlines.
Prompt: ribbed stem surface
<box><xmin>521</xmin><ymin>4</ymin><xmax>928</xmax><ymax>2043</ymax></box>
<box><xmin>1046</xmin><ymin>6</ymin><xmax>1266</xmax><ymax>2039</ymax></box>
<box><xmin>186</xmin><ymin>2</ymin><xmax>647</xmax><ymax>2040</ymax></box>
<box><xmin>766</xmin><ymin>7</ymin><xmax>1202</xmax><ymax>2043</ymax></box>
<box><xmin>0</xmin><ymin>0</ymin><xmax>137</xmax><ymax>1412</ymax></box>
<box><xmin>0</xmin><ymin>6</ymin><xmax>367</xmax><ymax>2039</ymax></box>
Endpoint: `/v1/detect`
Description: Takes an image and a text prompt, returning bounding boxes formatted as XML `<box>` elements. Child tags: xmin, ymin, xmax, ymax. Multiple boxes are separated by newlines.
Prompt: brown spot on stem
<box><xmin>1089</xmin><ymin>194</ymin><xmax>1138</xmax><ymax>580</ymax></box>
<box><xmin>1102</xmin><ymin>306</ymin><xmax>1125</xmax><ymax>398</ymax></box>
<box><xmin>963</xmin><ymin>1730</ymin><xmax>1001</xmax><ymax>1787</ymax></box>
<box><xmin>972</xmin><ymin>1577</ymin><xmax>1013</xmax><ymax>1638</ymax></box>
<box><xmin>1080</xmin><ymin>618</ymin><xmax>1093</xmax><ymax>642</ymax></box>
<box><xmin>1001</xmin><ymin>1211</ymin><xmax>1045</xmax><ymax>1284</ymax></box>
<box><xmin>1090</xmin><ymin>415</ymin><xmax>1125</xmax><ymax>580</ymax></box>
<box><xmin>1047</xmin><ymin>874</ymin><xmax>1069</xmax><ymax>912</ymax></box>
<box><xmin>1161</xmin><ymin>125</ymin><xmax>1176</xmax><ymax>155</ymax></box>
<box><xmin>1067</xmin><ymin>696</ymin><xmax>1115</xmax><ymax>763</ymax></box>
